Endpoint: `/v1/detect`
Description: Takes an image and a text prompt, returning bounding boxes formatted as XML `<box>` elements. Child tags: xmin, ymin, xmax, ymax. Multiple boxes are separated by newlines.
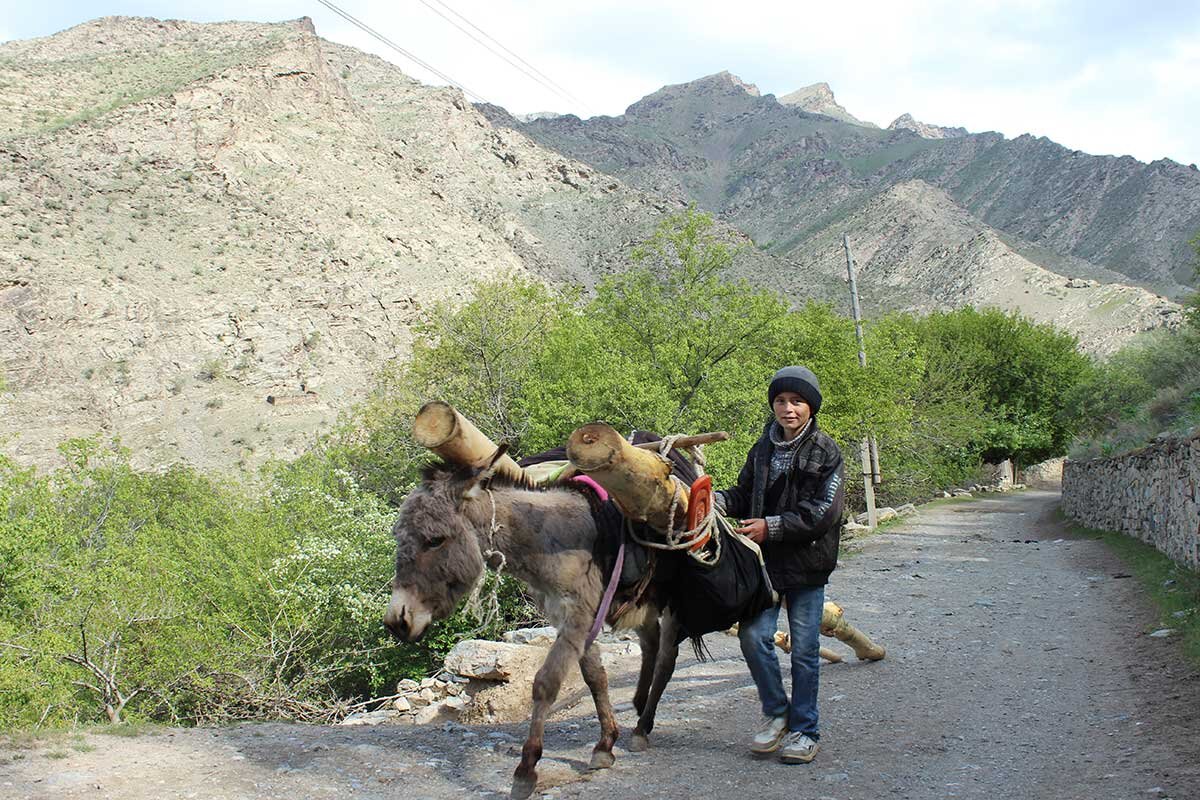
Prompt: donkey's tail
<box><xmin>689</xmin><ymin>635</ymin><xmax>712</xmax><ymax>662</ymax></box>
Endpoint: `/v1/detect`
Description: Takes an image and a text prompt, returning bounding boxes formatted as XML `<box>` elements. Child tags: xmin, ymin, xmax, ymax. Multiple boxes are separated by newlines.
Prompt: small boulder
<box><xmin>444</xmin><ymin>640</ymin><xmax>547</xmax><ymax>681</ymax></box>
<box><xmin>502</xmin><ymin>626</ymin><xmax>558</xmax><ymax>646</ymax></box>
<box><xmin>340</xmin><ymin>709</ymin><xmax>398</xmax><ymax>726</ymax></box>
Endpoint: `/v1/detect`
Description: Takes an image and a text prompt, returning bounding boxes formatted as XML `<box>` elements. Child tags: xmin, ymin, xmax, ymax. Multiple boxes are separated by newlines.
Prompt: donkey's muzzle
<box><xmin>383</xmin><ymin>611</ymin><xmax>411</xmax><ymax>641</ymax></box>
<box><xmin>384</xmin><ymin>587</ymin><xmax>431</xmax><ymax>641</ymax></box>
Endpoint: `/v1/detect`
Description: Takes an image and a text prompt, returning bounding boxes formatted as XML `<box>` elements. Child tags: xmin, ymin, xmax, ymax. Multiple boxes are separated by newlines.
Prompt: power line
<box><xmin>420</xmin><ymin>0</ymin><xmax>589</xmax><ymax>112</ymax></box>
<box><xmin>316</xmin><ymin>0</ymin><xmax>490</xmax><ymax>104</ymax></box>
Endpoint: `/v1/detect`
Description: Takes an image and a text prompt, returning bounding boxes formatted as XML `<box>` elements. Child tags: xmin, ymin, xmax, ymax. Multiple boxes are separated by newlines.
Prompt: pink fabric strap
<box><xmin>570</xmin><ymin>473</ymin><xmax>608</xmax><ymax>502</ymax></box>
<box><xmin>571</xmin><ymin>474</ymin><xmax>619</xmax><ymax>649</ymax></box>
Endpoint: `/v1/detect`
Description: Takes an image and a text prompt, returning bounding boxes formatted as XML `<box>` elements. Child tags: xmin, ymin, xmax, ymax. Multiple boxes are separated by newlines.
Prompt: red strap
<box><xmin>686</xmin><ymin>475</ymin><xmax>712</xmax><ymax>552</ymax></box>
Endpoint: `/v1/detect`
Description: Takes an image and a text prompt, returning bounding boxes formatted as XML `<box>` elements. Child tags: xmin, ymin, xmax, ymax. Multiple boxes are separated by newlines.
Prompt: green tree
<box><xmin>520</xmin><ymin>208</ymin><xmax>794</xmax><ymax>481</ymax></box>
<box><xmin>913</xmin><ymin>308</ymin><xmax>1091</xmax><ymax>466</ymax></box>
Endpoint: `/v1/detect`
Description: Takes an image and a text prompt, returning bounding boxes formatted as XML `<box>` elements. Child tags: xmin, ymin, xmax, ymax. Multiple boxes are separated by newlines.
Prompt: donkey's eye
<box><xmin>426</xmin><ymin>535</ymin><xmax>448</xmax><ymax>549</ymax></box>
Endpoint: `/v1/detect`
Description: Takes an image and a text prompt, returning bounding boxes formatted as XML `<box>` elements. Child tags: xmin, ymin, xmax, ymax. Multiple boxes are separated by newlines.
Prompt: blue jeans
<box><xmin>739</xmin><ymin>585</ymin><xmax>824</xmax><ymax>738</ymax></box>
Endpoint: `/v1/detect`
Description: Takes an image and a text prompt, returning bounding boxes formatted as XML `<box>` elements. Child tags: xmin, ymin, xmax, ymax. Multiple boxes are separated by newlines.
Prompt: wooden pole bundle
<box><xmin>772</xmin><ymin>632</ymin><xmax>845</xmax><ymax>664</ymax></box>
<box><xmin>412</xmin><ymin>401</ymin><xmax>530</xmax><ymax>483</ymax></box>
<box><xmin>820</xmin><ymin>601</ymin><xmax>886</xmax><ymax>661</ymax></box>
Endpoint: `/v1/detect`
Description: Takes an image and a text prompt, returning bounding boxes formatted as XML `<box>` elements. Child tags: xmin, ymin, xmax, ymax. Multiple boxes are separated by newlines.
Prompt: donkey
<box><xmin>383</xmin><ymin>448</ymin><xmax>684</xmax><ymax>800</ymax></box>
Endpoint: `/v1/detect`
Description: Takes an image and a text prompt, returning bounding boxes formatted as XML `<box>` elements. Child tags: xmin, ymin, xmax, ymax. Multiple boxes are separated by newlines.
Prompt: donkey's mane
<box><xmin>419</xmin><ymin>459</ymin><xmax>566</xmax><ymax>495</ymax></box>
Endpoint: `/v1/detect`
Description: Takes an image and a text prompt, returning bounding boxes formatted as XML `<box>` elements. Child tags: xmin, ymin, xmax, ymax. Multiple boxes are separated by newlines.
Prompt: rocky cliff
<box><xmin>791</xmin><ymin>181</ymin><xmax>1178</xmax><ymax>353</ymax></box>
<box><xmin>0</xmin><ymin>18</ymin><xmax>804</xmax><ymax>470</ymax></box>
<box><xmin>887</xmin><ymin>113</ymin><xmax>967</xmax><ymax>139</ymax></box>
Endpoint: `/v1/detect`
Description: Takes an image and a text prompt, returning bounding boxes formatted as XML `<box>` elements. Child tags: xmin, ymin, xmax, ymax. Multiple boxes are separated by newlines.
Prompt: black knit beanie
<box><xmin>767</xmin><ymin>365</ymin><xmax>822</xmax><ymax>415</ymax></box>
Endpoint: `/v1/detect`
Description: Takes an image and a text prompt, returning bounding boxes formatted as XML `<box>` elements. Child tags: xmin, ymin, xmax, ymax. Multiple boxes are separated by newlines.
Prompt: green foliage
<box><xmin>861</xmin><ymin>314</ymin><xmax>987</xmax><ymax>502</ymax></box>
<box><xmin>0</xmin><ymin>442</ymin><xmax>277</xmax><ymax>728</ymax></box>
<box><xmin>910</xmin><ymin>307</ymin><xmax>1091</xmax><ymax>466</ymax></box>
<box><xmin>1187</xmin><ymin>230</ymin><xmax>1200</xmax><ymax>330</ymax></box>
<box><xmin>521</xmin><ymin>210</ymin><xmax>794</xmax><ymax>482</ymax></box>
<box><xmin>0</xmin><ymin>440</ymin><xmax>425</xmax><ymax>728</ymax></box>
<box><xmin>1069</xmin><ymin>326</ymin><xmax>1200</xmax><ymax>457</ymax></box>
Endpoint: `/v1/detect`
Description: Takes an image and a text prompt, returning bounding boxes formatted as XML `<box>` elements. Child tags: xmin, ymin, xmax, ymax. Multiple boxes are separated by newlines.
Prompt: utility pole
<box><xmin>843</xmin><ymin>234</ymin><xmax>878</xmax><ymax>528</ymax></box>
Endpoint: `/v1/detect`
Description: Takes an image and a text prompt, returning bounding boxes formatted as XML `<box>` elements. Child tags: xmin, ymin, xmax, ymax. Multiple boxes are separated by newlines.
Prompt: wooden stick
<box><xmin>820</xmin><ymin>601</ymin><xmax>886</xmax><ymax>661</ymax></box>
<box><xmin>631</xmin><ymin>432</ymin><xmax>730</xmax><ymax>450</ymax></box>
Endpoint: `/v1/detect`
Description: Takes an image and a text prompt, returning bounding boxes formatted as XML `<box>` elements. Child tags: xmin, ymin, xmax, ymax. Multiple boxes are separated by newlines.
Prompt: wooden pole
<box><xmin>870</xmin><ymin>435</ymin><xmax>881</xmax><ymax>486</ymax></box>
<box><xmin>843</xmin><ymin>234</ymin><xmax>878</xmax><ymax>528</ymax></box>
<box><xmin>567</xmin><ymin>422</ymin><xmax>688</xmax><ymax>531</ymax></box>
<box><xmin>412</xmin><ymin>401</ymin><xmax>529</xmax><ymax>483</ymax></box>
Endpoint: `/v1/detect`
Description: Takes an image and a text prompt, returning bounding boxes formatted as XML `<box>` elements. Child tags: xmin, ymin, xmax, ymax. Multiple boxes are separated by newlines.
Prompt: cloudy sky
<box><xmin>5</xmin><ymin>0</ymin><xmax>1200</xmax><ymax>166</ymax></box>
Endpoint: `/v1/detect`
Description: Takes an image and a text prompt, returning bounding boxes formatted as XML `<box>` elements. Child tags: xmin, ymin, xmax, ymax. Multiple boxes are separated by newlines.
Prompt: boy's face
<box><xmin>772</xmin><ymin>391</ymin><xmax>811</xmax><ymax>439</ymax></box>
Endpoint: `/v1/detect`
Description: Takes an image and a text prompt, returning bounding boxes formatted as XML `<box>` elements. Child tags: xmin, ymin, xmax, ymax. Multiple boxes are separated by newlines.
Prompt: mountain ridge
<box><xmin>494</xmin><ymin>71</ymin><xmax>1200</xmax><ymax>294</ymax></box>
<box><xmin>0</xmin><ymin>19</ymin><xmax>1189</xmax><ymax>473</ymax></box>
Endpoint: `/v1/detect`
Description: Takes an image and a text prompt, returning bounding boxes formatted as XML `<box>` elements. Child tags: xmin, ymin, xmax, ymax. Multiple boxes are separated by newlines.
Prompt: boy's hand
<box><xmin>735</xmin><ymin>518</ymin><xmax>768</xmax><ymax>543</ymax></box>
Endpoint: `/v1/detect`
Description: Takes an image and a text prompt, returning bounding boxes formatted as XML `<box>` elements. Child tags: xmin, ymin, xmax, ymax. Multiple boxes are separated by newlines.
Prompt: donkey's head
<box><xmin>383</xmin><ymin>447</ymin><xmax>508</xmax><ymax>641</ymax></box>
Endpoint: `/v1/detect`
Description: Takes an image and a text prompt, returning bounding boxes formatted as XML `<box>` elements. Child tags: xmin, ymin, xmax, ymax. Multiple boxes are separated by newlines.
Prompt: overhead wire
<box><xmin>316</xmin><ymin>0</ymin><xmax>490</xmax><ymax>104</ymax></box>
<box><xmin>420</xmin><ymin>0</ymin><xmax>590</xmax><ymax>112</ymax></box>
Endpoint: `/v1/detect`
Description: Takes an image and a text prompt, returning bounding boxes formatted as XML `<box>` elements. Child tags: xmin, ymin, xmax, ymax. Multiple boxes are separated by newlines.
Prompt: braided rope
<box><xmin>624</xmin><ymin>474</ymin><xmax>724</xmax><ymax>566</ymax></box>
<box><xmin>464</xmin><ymin>488</ymin><xmax>508</xmax><ymax>629</ymax></box>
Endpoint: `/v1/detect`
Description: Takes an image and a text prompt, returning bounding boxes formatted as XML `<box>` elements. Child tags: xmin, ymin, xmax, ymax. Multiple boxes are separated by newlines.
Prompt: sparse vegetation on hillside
<box><xmin>1069</xmin><ymin>232</ymin><xmax>1200</xmax><ymax>457</ymax></box>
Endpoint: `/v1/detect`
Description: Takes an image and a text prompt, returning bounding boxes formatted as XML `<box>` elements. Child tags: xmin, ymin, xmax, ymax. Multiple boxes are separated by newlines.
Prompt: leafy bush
<box><xmin>0</xmin><ymin>439</ymin><xmax>533</xmax><ymax>729</ymax></box>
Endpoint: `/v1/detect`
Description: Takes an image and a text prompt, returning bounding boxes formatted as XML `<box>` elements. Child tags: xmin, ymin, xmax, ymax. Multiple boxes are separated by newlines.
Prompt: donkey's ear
<box><xmin>461</xmin><ymin>444</ymin><xmax>510</xmax><ymax>503</ymax></box>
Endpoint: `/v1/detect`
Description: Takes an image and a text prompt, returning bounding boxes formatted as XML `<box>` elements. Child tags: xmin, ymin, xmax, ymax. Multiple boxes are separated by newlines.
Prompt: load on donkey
<box><xmin>384</xmin><ymin>401</ymin><xmax>885</xmax><ymax>800</ymax></box>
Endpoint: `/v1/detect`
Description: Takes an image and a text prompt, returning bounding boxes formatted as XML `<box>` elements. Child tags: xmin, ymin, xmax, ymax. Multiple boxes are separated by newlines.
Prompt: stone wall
<box><xmin>1062</xmin><ymin>432</ymin><xmax>1200</xmax><ymax>571</ymax></box>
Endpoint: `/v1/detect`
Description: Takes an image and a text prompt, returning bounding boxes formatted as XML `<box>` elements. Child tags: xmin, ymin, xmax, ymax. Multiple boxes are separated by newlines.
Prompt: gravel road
<box><xmin>4</xmin><ymin>490</ymin><xmax>1198</xmax><ymax>800</ymax></box>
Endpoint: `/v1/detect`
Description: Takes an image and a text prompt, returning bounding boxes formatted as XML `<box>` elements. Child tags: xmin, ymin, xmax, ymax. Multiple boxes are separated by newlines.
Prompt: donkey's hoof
<box><xmin>628</xmin><ymin>732</ymin><xmax>650</xmax><ymax>752</ymax></box>
<box><xmin>510</xmin><ymin>774</ymin><xmax>537</xmax><ymax>800</ymax></box>
<box><xmin>588</xmin><ymin>748</ymin><xmax>616</xmax><ymax>770</ymax></box>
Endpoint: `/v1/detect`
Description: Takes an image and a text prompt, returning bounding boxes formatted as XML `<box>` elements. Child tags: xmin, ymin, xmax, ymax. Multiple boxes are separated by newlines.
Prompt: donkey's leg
<box><xmin>511</xmin><ymin>626</ymin><xmax>586</xmax><ymax>800</ymax></box>
<box><xmin>631</xmin><ymin>608</ymin><xmax>681</xmax><ymax>751</ymax></box>
<box><xmin>578</xmin><ymin>644</ymin><xmax>620</xmax><ymax>770</ymax></box>
<box><xmin>632</xmin><ymin>613</ymin><xmax>661</xmax><ymax>718</ymax></box>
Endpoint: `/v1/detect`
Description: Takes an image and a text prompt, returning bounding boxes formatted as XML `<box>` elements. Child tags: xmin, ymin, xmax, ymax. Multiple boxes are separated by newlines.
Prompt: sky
<box><xmin>4</xmin><ymin>0</ymin><xmax>1200</xmax><ymax>167</ymax></box>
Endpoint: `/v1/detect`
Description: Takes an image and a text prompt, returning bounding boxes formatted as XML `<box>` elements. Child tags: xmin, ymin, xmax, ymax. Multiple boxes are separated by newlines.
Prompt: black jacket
<box><xmin>719</xmin><ymin>418</ymin><xmax>845</xmax><ymax>590</ymax></box>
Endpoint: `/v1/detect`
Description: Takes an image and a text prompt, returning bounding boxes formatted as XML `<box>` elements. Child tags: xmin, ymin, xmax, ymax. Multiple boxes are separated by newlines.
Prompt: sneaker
<box><xmin>749</xmin><ymin>715</ymin><xmax>789</xmax><ymax>754</ymax></box>
<box><xmin>778</xmin><ymin>731</ymin><xmax>819</xmax><ymax>764</ymax></box>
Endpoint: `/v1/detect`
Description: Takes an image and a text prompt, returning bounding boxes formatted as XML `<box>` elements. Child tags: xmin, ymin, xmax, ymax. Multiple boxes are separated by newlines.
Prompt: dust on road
<box><xmin>4</xmin><ymin>491</ymin><xmax>1198</xmax><ymax>800</ymax></box>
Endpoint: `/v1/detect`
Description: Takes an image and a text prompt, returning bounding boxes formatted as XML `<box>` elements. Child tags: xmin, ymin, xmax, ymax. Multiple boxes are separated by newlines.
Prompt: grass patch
<box><xmin>92</xmin><ymin>722</ymin><xmax>164</xmax><ymax>738</ymax></box>
<box><xmin>1064</xmin><ymin>517</ymin><xmax>1200</xmax><ymax>666</ymax></box>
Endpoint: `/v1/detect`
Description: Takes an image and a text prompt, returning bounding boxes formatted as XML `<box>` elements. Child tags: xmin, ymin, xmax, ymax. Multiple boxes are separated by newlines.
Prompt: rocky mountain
<box><xmin>887</xmin><ymin>113</ymin><xmax>967</xmax><ymax>139</ymax></box>
<box><xmin>779</xmin><ymin>82</ymin><xmax>877</xmax><ymax>128</ymax></box>
<box><xmin>488</xmin><ymin>71</ymin><xmax>1200</xmax><ymax>293</ymax></box>
<box><xmin>0</xmin><ymin>22</ymin><xmax>1191</xmax><ymax>472</ymax></box>
<box><xmin>792</xmin><ymin>180</ymin><xmax>1177</xmax><ymax>354</ymax></box>
<box><xmin>0</xmin><ymin>17</ymin><xmax>812</xmax><ymax>471</ymax></box>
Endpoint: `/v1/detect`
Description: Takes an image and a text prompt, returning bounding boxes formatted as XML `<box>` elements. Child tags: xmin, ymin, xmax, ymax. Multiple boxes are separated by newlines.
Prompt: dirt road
<box><xmin>4</xmin><ymin>490</ymin><xmax>1198</xmax><ymax>800</ymax></box>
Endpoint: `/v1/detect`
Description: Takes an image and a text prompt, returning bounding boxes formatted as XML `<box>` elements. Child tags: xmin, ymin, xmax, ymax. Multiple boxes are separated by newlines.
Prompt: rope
<box><xmin>464</xmin><ymin>488</ymin><xmax>507</xmax><ymax>628</ymax></box>
<box><xmin>624</xmin><ymin>475</ymin><xmax>724</xmax><ymax>566</ymax></box>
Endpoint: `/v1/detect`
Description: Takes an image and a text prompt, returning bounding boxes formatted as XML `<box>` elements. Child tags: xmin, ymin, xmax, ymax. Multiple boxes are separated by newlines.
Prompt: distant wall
<box><xmin>1062</xmin><ymin>432</ymin><xmax>1199</xmax><ymax>571</ymax></box>
<box><xmin>1020</xmin><ymin>457</ymin><xmax>1064</xmax><ymax>489</ymax></box>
